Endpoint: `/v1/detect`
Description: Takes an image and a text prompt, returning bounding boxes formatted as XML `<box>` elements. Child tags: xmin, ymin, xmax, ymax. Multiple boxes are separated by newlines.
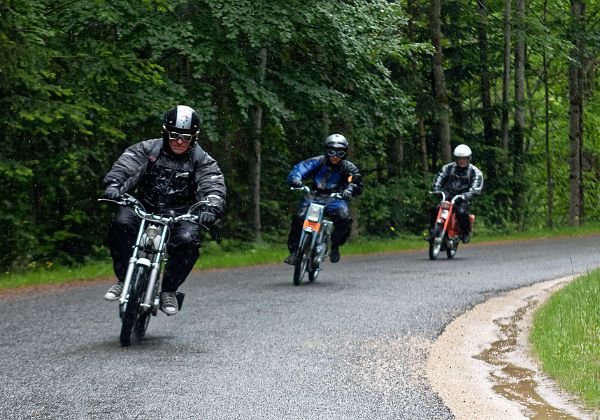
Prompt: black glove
<box><xmin>104</xmin><ymin>185</ymin><xmax>122</xmax><ymax>201</ymax></box>
<box><xmin>290</xmin><ymin>178</ymin><xmax>303</xmax><ymax>188</ymax></box>
<box><xmin>342</xmin><ymin>188</ymin><xmax>353</xmax><ymax>201</ymax></box>
<box><xmin>197</xmin><ymin>211</ymin><xmax>217</xmax><ymax>226</ymax></box>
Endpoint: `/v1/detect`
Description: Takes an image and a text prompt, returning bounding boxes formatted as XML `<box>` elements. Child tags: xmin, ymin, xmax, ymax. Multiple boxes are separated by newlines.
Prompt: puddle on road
<box><xmin>475</xmin><ymin>298</ymin><xmax>580</xmax><ymax>419</ymax></box>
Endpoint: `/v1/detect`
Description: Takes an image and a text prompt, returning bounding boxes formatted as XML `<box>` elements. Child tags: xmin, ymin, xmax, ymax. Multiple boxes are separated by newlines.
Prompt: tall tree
<box><xmin>501</xmin><ymin>0</ymin><xmax>512</xmax><ymax>160</ymax></box>
<box><xmin>568</xmin><ymin>0</ymin><xmax>585</xmax><ymax>226</ymax></box>
<box><xmin>513</xmin><ymin>0</ymin><xmax>526</xmax><ymax>227</ymax></box>
<box><xmin>542</xmin><ymin>0</ymin><xmax>553</xmax><ymax>229</ymax></box>
<box><xmin>477</xmin><ymin>0</ymin><xmax>496</xmax><ymax>184</ymax></box>
<box><xmin>430</xmin><ymin>0</ymin><xmax>452</xmax><ymax>162</ymax></box>
<box><xmin>248</xmin><ymin>47</ymin><xmax>268</xmax><ymax>241</ymax></box>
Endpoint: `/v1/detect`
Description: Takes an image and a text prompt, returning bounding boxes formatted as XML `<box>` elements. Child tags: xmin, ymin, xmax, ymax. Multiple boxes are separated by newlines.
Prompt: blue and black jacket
<box><xmin>287</xmin><ymin>156</ymin><xmax>362</xmax><ymax>197</ymax></box>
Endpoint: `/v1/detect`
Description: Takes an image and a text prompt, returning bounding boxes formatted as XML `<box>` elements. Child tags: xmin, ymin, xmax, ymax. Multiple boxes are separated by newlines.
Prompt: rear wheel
<box><xmin>428</xmin><ymin>223</ymin><xmax>443</xmax><ymax>260</ymax></box>
<box><xmin>120</xmin><ymin>266</ymin><xmax>148</xmax><ymax>346</ymax></box>
<box><xmin>293</xmin><ymin>233</ymin><xmax>312</xmax><ymax>286</ymax></box>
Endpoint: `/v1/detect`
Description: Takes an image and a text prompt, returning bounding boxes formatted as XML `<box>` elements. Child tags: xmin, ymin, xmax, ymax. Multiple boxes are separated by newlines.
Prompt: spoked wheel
<box><xmin>428</xmin><ymin>223</ymin><xmax>444</xmax><ymax>260</ymax></box>
<box><xmin>293</xmin><ymin>233</ymin><xmax>312</xmax><ymax>286</ymax></box>
<box><xmin>120</xmin><ymin>266</ymin><xmax>148</xmax><ymax>347</ymax></box>
<box><xmin>446</xmin><ymin>240</ymin><xmax>459</xmax><ymax>259</ymax></box>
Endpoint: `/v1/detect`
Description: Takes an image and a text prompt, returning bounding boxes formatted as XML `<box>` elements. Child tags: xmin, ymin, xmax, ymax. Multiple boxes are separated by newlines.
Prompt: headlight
<box><xmin>145</xmin><ymin>225</ymin><xmax>160</xmax><ymax>240</ymax></box>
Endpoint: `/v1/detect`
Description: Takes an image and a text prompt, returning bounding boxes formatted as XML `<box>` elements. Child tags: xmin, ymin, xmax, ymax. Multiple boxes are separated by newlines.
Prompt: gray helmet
<box><xmin>325</xmin><ymin>133</ymin><xmax>349</xmax><ymax>150</ymax></box>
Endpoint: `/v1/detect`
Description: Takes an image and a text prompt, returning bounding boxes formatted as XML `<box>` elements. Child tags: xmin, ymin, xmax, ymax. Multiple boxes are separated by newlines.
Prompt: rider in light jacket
<box><xmin>430</xmin><ymin>144</ymin><xmax>483</xmax><ymax>243</ymax></box>
<box><xmin>285</xmin><ymin>134</ymin><xmax>362</xmax><ymax>264</ymax></box>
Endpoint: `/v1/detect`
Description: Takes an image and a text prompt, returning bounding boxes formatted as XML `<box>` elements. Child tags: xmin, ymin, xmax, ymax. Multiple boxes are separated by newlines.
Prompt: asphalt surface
<box><xmin>1</xmin><ymin>235</ymin><xmax>599</xmax><ymax>419</ymax></box>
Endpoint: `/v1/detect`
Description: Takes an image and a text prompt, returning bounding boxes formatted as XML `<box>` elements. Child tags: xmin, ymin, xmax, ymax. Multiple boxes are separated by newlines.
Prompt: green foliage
<box><xmin>531</xmin><ymin>271</ymin><xmax>600</xmax><ymax>407</ymax></box>
<box><xmin>1</xmin><ymin>0</ymin><xmax>599</xmax><ymax>271</ymax></box>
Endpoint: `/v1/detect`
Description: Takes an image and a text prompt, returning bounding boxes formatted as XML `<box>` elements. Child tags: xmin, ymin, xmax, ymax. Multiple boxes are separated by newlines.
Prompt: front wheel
<box><xmin>428</xmin><ymin>223</ymin><xmax>444</xmax><ymax>260</ymax></box>
<box><xmin>293</xmin><ymin>233</ymin><xmax>312</xmax><ymax>286</ymax></box>
<box><xmin>120</xmin><ymin>266</ymin><xmax>148</xmax><ymax>346</ymax></box>
<box><xmin>446</xmin><ymin>240</ymin><xmax>459</xmax><ymax>259</ymax></box>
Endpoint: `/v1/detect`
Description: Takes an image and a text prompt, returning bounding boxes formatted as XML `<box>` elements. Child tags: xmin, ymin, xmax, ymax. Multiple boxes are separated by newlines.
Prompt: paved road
<box><xmin>1</xmin><ymin>236</ymin><xmax>599</xmax><ymax>419</ymax></box>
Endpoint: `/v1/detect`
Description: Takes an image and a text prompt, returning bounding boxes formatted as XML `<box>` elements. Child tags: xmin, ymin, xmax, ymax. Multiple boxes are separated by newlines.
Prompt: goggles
<box><xmin>164</xmin><ymin>127</ymin><xmax>196</xmax><ymax>143</ymax></box>
<box><xmin>326</xmin><ymin>148</ymin><xmax>347</xmax><ymax>158</ymax></box>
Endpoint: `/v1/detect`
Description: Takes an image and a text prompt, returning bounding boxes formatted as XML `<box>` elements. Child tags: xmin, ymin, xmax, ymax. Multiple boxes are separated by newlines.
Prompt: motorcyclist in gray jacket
<box><xmin>102</xmin><ymin>105</ymin><xmax>226</xmax><ymax>315</ymax></box>
<box><xmin>430</xmin><ymin>144</ymin><xmax>483</xmax><ymax>243</ymax></box>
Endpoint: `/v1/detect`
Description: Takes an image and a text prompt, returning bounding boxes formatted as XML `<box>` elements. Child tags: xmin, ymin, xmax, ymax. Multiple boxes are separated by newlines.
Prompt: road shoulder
<box><xmin>426</xmin><ymin>276</ymin><xmax>597</xmax><ymax>419</ymax></box>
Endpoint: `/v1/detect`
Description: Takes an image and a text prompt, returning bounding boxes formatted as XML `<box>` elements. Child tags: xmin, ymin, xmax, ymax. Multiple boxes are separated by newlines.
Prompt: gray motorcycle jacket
<box><xmin>432</xmin><ymin>162</ymin><xmax>483</xmax><ymax>201</ymax></box>
<box><xmin>103</xmin><ymin>138</ymin><xmax>226</xmax><ymax>216</ymax></box>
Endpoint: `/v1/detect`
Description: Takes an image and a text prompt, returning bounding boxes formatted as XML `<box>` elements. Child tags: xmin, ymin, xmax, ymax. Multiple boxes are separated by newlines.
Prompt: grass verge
<box><xmin>530</xmin><ymin>271</ymin><xmax>600</xmax><ymax>408</ymax></box>
<box><xmin>2</xmin><ymin>223</ymin><xmax>600</xmax><ymax>290</ymax></box>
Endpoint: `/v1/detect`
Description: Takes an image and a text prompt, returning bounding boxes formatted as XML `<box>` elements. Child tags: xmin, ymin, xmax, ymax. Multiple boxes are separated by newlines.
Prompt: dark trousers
<box><xmin>107</xmin><ymin>206</ymin><xmax>201</xmax><ymax>292</ymax></box>
<box><xmin>429</xmin><ymin>199</ymin><xmax>471</xmax><ymax>235</ymax></box>
<box><xmin>287</xmin><ymin>198</ymin><xmax>352</xmax><ymax>253</ymax></box>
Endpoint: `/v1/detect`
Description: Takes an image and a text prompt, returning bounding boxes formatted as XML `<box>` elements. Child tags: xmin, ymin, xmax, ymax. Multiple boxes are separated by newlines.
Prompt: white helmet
<box><xmin>453</xmin><ymin>144</ymin><xmax>472</xmax><ymax>159</ymax></box>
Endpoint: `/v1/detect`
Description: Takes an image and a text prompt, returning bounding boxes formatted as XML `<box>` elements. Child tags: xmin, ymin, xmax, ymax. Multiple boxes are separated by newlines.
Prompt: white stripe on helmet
<box><xmin>175</xmin><ymin>105</ymin><xmax>194</xmax><ymax>130</ymax></box>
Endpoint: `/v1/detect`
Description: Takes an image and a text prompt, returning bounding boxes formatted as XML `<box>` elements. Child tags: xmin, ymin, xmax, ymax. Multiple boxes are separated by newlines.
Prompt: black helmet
<box><xmin>162</xmin><ymin>105</ymin><xmax>200</xmax><ymax>154</ymax></box>
<box><xmin>162</xmin><ymin>105</ymin><xmax>200</xmax><ymax>134</ymax></box>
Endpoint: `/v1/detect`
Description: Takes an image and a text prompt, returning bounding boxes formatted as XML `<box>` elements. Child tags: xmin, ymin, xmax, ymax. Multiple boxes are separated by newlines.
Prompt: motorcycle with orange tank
<box><xmin>290</xmin><ymin>186</ymin><xmax>341</xmax><ymax>285</ymax></box>
<box><xmin>428</xmin><ymin>191</ymin><xmax>475</xmax><ymax>260</ymax></box>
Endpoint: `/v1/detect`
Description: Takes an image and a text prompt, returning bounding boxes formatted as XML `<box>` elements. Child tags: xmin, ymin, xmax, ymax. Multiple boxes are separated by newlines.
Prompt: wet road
<box><xmin>1</xmin><ymin>235</ymin><xmax>599</xmax><ymax>419</ymax></box>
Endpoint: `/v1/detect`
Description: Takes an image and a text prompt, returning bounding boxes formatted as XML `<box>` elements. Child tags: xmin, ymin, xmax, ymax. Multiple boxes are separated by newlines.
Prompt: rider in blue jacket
<box><xmin>285</xmin><ymin>134</ymin><xmax>362</xmax><ymax>264</ymax></box>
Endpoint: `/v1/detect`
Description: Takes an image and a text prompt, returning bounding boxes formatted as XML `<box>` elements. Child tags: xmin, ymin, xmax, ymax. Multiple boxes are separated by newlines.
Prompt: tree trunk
<box><xmin>513</xmin><ymin>0</ymin><xmax>526</xmax><ymax>228</ymax></box>
<box><xmin>408</xmin><ymin>0</ymin><xmax>429</xmax><ymax>173</ymax></box>
<box><xmin>248</xmin><ymin>47</ymin><xmax>267</xmax><ymax>240</ymax></box>
<box><xmin>568</xmin><ymin>1</ymin><xmax>585</xmax><ymax>226</ymax></box>
<box><xmin>387</xmin><ymin>134</ymin><xmax>404</xmax><ymax>178</ymax></box>
<box><xmin>501</xmin><ymin>0</ymin><xmax>512</xmax><ymax>161</ymax></box>
<box><xmin>431</xmin><ymin>0</ymin><xmax>451</xmax><ymax>162</ymax></box>
<box><xmin>477</xmin><ymin>0</ymin><xmax>496</xmax><ymax>184</ymax></box>
<box><xmin>418</xmin><ymin>115</ymin><xmax>429</xmax><ymax>173</ymax></box>
<box><xmin>542</xmin><ymin>0</ymin><xmax>553</xmax><ymax>229</ymax></box>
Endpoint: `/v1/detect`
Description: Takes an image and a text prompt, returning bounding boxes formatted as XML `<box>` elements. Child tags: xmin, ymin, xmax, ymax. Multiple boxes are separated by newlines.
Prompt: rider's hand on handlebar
<box><xmin>290</xmin><ymin>179</ymin><xmax>303</xmax><ymax>188</ymax></box>
<box><xmin>196</xmin><ymin>211</ymin><xmax>217</xmax><ymax>226</ymax></box>
<box><xmin>104</xmin><ymin>185</ymin><xmax>122</xmax><ymax>201</ymax></box>
<box><xmin>341</xmin><ymin>188</ymin><xmax>353</xmax><ymax>201</ymax></box>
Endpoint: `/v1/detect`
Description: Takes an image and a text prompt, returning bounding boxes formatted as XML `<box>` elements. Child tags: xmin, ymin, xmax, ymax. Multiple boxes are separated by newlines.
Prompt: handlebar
<box><xmin>290</xmin><ymin>185</ymin><xmax>344</xmax><ymax>200</ymax></box>
<box><xmin>98</xmin><ymin>194</ymin><xmax>209</xmax><ymax>226</ymax></box>
<box><xmin>429</xmin><ymin>191</ymin><xmax>465</xmax><ymax>204</ymax></box>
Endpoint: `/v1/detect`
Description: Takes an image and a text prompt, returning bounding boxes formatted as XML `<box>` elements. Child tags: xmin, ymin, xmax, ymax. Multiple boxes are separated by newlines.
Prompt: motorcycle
<box><xmin>290</xmin><ymin>186</ymin><xmax>341</xmax><ymax>286</ymax></box>
<box><xmin>428</xmin><ymin>191</ymin><xmax>474</xmax><ymax>260</ymax></box>
<box><xmin>99</xmin><ymin>194</ymin><xmax>207</xmax><ymax>346</ymax></box>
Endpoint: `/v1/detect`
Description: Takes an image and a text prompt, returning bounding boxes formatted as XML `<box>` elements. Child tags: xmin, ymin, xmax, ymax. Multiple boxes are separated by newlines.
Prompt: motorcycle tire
<box><xmin>428</xmin><ymin>223</ymin><xmax>443</xmax><ymax>260</ymax></box>
<box><xmin>120</xmin><ymin>266</ymin><xmax>148</xmax><ymax>346</ymax></box>
<box><xmin>134</xmin><ymin>311</ymin><xmax>151</xmax><ymax>339</ymax></box>
<box><xmin>293</xmin><ymin>233</ymin><xmax>312</xmax><ymax>286</ymax></box>
<box><xmin>446</xmin><ymin>240</ymin><xmax>459</xmax><ymax>259</ymax></box>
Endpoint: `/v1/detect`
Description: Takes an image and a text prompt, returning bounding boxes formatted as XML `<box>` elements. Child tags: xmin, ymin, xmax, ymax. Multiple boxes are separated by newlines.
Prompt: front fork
<box><xmin>119</xmin><ymin>219</ymin><xmax>147</xmax><ymax>304</ymax></box>
<box><xmin>118</xmin><ymin>220</ymin><xmax>168</xmax><ymax>311</ymax></box>
<box><xmin>141</xmin><ymin>224</ymin><xmax>169</xmax><ymax>309</ymax></box>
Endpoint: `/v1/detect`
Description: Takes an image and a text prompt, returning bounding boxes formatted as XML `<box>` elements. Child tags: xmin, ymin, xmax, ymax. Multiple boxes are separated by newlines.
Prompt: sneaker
<box><xmin>462</xmin><ymin>232</ymin><xmax>471</xmax><ymax>244</ymax></box>
<box><xmin>160</xmin><ymin>291</ymin><xmax>178</xmax><ymax>316</ymax></box>
<box><xmin>284</xmin><ymin>253</ymin><xmax>297</xmax><ymax>265</ymax></box>
<box><xmin>330</xmin><ymin>246</ymin><xmax>341</xmax><ymax>263</ymax></box>
<box><xmin>104</xmin><ymin>282</ymin><xmax>123</xmax><ymax>301</ymax></box>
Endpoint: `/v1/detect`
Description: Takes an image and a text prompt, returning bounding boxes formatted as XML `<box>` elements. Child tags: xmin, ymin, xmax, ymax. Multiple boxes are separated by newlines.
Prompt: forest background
<box><xmin>1</xmin><ymin>0</ymin><xmax>599</xmax><ymax>272</ymax></box>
